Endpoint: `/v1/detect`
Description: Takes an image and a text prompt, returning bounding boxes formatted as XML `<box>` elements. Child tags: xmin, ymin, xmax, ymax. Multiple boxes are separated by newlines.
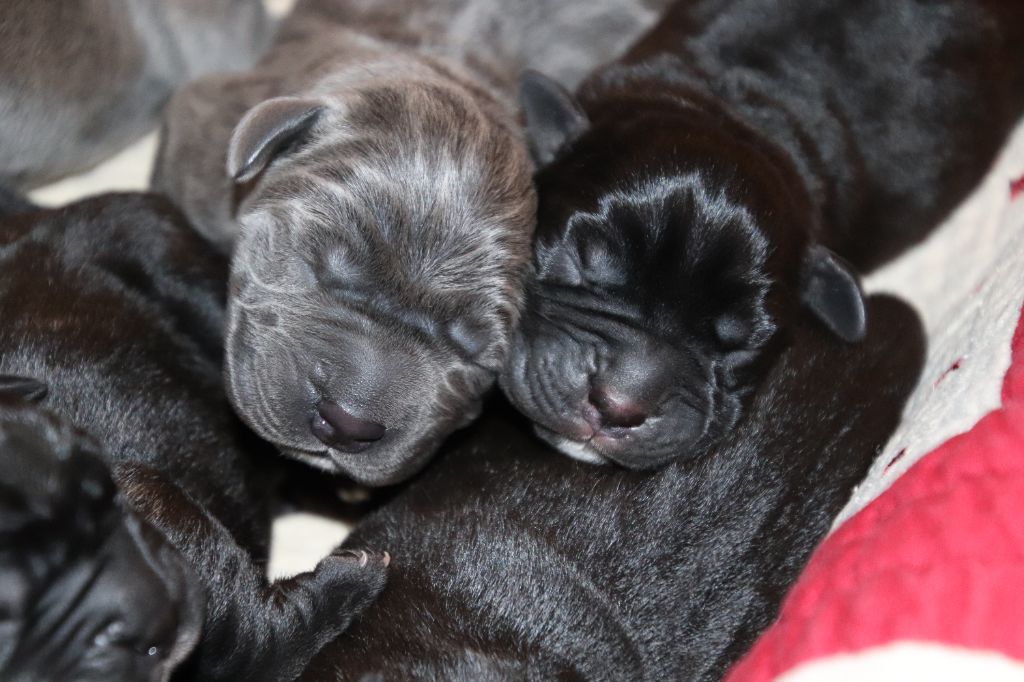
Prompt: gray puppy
<box><xmin>0</xmin><ymin>0</ymin><xmax>272</xmax><ymax>188</ymax></box>
<box><xmin>153</xmin><ymin>0</ymin><xmax>670</xmax><ymax>485</ymax></box>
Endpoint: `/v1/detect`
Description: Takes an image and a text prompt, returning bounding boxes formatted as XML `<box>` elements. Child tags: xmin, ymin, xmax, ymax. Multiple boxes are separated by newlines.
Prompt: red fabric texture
<box><xmin>726</xmin><ymin>301</ymin><xmax>1024</xmax><ymax>681</ymax></box>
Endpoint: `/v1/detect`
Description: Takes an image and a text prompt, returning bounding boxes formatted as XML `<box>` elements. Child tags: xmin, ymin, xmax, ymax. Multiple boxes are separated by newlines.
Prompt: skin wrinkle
<box><xmin>518</xmin><ymin>272</ymin><xmax>726</xmax><ymax>461</ymax></box>
<box><xmin>38</xmin><ymin>559</ymin><xmax>110</xmax><ymax>650</ymax></box>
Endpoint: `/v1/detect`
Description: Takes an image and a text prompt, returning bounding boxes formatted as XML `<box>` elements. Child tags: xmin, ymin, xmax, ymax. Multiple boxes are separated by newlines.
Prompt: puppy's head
<box><xmin>500</xmin><ymin>73</ymin><xmax>865</xmax><ymax>469</ymax></box>
<box><xmin>0</xmin><ymin>384</ymin><xmax>203</xmax><ymax>682</ymax></box>
<box><xmin>224</xmin><ymin>73</ymin><xmax>535</xmax><ymax>484</ymax></box>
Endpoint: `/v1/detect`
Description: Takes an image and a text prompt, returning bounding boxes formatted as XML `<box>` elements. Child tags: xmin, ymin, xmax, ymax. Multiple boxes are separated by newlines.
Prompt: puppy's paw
<box><xmin>271</xmin><ymin>547</ymin><xmax>388</xmax><ymax>634</ymax></box>
<box><xmin>302</xmin><ymin>548</ymin><xmax>389</xmax><ymax>615</ymax></box>
<box><xmin>330</xmin><ymin>548</ymin><xmax>392</xmax><ymax>569</ymax></box>
<box><xmin>257</xmin><ymin>548</ymin><xmax>388</xmax><ymax>680</ymax></box>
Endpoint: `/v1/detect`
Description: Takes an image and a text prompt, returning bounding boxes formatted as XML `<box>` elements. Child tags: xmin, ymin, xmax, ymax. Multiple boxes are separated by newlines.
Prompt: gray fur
<box><xmin>154</xmin><ymin>0</ymin><xmax>670</xmax><ymax>485</ymax></box>
<box><xmin>0</xmin><ymin>0</ymin><xmax>273</xmax><ymax>188</ymax></box>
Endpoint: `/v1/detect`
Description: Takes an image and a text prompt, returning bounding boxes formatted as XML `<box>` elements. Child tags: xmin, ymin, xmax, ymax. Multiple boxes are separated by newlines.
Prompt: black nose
<box><xmin>311</xmin><ymin>401</ymin><xmax>386</xmax><ymax>452</ymax></box>
<box><xmin>588</xmin><ymin>387</ymin><xmax>649</xmax><ymax>430</ymax></box>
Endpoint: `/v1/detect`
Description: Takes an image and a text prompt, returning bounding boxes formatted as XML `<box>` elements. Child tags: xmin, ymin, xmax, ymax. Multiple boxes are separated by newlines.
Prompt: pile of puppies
<box><xmin>1</xmin><ymin>0</ymin><xmax>1021</xmax><ymax>680</ymax></box>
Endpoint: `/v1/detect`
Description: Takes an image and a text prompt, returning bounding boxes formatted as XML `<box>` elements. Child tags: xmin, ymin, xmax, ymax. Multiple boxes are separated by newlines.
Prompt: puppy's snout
<box><xmin>587</xmin><ymin>387</ymin><xmax>648</xmax><ymax>430</ymax></box>
<box><xmin>312</xmin><ymin>401</ymin><xmax>386</xmax><ymax>452</ymax></box>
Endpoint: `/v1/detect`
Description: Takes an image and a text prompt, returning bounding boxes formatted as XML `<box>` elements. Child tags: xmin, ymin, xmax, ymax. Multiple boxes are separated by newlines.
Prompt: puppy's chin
<box><xmin>281</xmin><ymin>435</ymin><xmax>440</xmax><ymax>486</ymax></box>
<box><xmin>537</xmin><ymin>428</ymin><xmax>609</xmax><ymax>466</ymax></box>
<box><xmin>249</xmin><ymin>405</ymin><xmax>460</xmax><ymax>485</ymax></box>
<box><xmin>535</xmin><ymin>423</ymin><xmax>693</xmax><ymax>470</ymax></box>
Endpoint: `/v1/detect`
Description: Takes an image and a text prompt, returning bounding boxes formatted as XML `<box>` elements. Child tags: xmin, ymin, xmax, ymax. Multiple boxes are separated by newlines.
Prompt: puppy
<box><xmin>152</xmin><ymin>0</ymin><xmax>671</xmax><ymax>485</ymax></box>
<box><xmin>0</xmin><ymin>0</ymin><xmax>273</xmax><ymax>188</ymax></box>
<box><xmin>300</xmin><ymin>295</ymin><xmax>924</xmax><ymax>681</ymax></box>
<box><xmin>0</xmin><ymin>194</ymin><xmax>386</xmax><ymax>681</ymax></box>
<box><xmin>0</xmin><ymin>393</ymin><xmax>202</xmax><ymax>682</ymax></box>
<box><xmin>503</xmin><ymin>0</ymin><xmax>1024</xmax><ymax>468</ymax></box>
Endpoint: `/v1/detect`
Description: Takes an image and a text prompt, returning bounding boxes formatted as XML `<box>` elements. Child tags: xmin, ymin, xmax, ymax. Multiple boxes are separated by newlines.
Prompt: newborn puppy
<box><xmin>0</xmin><ymin>195</ymin><xmax>386</xmax><ymax>681</ymax></box>
<box><xmin>153</xmin><ymin>0</ymin><xmax>671</xmax><ymax>485</ymax></box>
<box><xmin>0</xmin><ymin>0</ymin><xmax>273</xmax><ymax>188</ymax></box>
<box><xmin>301</xmin><ymin>295</ymin><xmax>924</xmax><ymax>681</ymax></box>
<box><xmin>0</xmin><ymin>393</ymin><xmax>202</xmax><ymax>682</ymax></box>
<box><xmin>503</xmin><ymin>0</ymin><xmax>1024</xmax><ymax>468</ymax></box>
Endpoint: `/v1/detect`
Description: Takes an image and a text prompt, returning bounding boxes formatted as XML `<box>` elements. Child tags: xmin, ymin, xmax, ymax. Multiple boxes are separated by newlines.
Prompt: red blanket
<box><xmin>727</xmin><ymin>297</ymin><xmax>1024</xmax><ymax>680</ymax></box>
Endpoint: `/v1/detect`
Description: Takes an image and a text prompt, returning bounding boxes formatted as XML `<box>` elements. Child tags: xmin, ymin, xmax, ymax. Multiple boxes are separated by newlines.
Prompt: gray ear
<box><xmin>227</xmin><ymin>97</ymin><xmax>326</xmax><ymax>183</ymax></box>
<box><xmin>519</xmin><ymin>70</ymin><xmax>589</xmax><ymax>167</ymax></box>
<box><xmin>800</xmin><ymin>245</ymin><xmax>867</xmax><ymax>343</ymax></box>
<box><xmin>0</xmin><ymin>375</ymin><xmax>47</xmax><ymax>402</ymax></box>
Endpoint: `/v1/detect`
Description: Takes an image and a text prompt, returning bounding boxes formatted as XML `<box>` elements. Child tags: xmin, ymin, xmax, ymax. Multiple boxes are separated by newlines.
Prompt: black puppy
<box><xmin>0</xmin><ymin>195</ymin><xmax>386</xmax><ymax>681</ymax></box>
<box><xmin>0</xmin><ymin>393</ymin><xmax>202</xmax><ymax>682</ymax></box>
<box><xmin>503</xmin><ymin>0</ymin><xmax>1024</xmax><ymax>468</ymax></box>
<box><xmin>301</xmin><ymin>295</ymin><xmax>924</xmax><ymax>681</ymax></box>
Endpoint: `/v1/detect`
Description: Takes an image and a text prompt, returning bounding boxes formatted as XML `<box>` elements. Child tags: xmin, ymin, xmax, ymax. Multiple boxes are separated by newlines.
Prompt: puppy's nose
<box><xmin>588</xmin><ymin>387</ymin><xmax>648</xmax><ymax>430</ymax></box>
<box><xmin>312</xmin><ymin>401</ymin><xmax>386</xmax><ymax>451</ymax></box>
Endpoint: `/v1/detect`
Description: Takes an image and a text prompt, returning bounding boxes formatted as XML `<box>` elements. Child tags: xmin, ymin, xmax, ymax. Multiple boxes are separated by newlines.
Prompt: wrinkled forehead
<box><xmin>237</xmin><ymin>87</ymin><xmax>535</xmax><ymax>318</ymax></box>
<box><xmin>540</xmin><ymin>173</ymin><xmax>771</xmax><ymax>274</ymax></box>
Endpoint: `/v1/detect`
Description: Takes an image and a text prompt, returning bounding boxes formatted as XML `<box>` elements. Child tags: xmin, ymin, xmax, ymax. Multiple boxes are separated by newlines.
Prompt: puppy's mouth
<box><xmin>533</xmin><ymin>398</ymin><xmax>714</xmax><ymax>469</ymax></box>
<box><xmin>281</xmin><ymin>438</ymin><xmax>438</xmax><ymax>486</ymax></box>
<box><xmin>533</xmin><ymin>424</ymin><xmax>626</xmax><ymax>467</ymax></box>
<box><xmin>281</xmin><ymin>444</ymin><xmax>336</xmax><ymax>472</ymax></box>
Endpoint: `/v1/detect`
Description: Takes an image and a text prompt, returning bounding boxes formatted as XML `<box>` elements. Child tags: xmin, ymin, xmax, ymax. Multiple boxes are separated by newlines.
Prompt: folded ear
<box><xmin>227</xmin><ymin>97</ymin><xmax>326</xmax><ymax>183</ymax></box>
<box><xmin>800</xmin><ymin>245</ymin><xmax>867</xmax><ymax>343</ymax></box>
<box><xmin>0</xmin><ymin>375</ymin><xmax>47</xmax><ymax>402</ymax></box>
<box><xmin>519</xmin><ymin>70</ymin><xmax>590</xmax><ymax>167</ymax></box>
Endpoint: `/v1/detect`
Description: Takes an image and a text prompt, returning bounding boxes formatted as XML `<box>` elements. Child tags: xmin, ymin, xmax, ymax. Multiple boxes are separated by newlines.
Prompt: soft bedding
<box><xmin>727</xmin><ymin>121</ymin><xmax>1024</xmax><ymax>681</ymax></box>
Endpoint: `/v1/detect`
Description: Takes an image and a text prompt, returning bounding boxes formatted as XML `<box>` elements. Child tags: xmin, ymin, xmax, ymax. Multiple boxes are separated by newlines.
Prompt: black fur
<box><xmin>503</xmin><ymin>0</ymin><xmax>1024</xmax><ymax>469</ymax></box>
<box><xmin>0</xmin><ymin>397</ymin><xmax>203</xmax><ymax>682</ymax></box>
<box><xmin>0</xmin><ymin>194</ymin><xmax>386</xmax><ymax>681</ymax></box>
<box><xmin>303</xmin><ymin>295</ymin><xmax>925</xmax><ymax>681</ymax></box>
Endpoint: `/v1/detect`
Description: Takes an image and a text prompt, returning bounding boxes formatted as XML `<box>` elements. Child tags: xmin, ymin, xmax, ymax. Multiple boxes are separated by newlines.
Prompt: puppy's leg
<box><xmin>118</xmin><ymin>464</ymin><xmax>387</xmax><ymax>682</ymax></box>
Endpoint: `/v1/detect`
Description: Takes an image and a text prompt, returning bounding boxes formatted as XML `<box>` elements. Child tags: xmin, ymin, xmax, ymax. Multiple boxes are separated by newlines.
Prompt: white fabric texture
<box><xmin>839</xmin><ymin>119</ymin><xmax>1024</xmax><ymax>526</ymax></box>
<box><xmin>777</xmin><ymin>643</ymin><xmax>1024</xmax><ymax>682</ymax></box>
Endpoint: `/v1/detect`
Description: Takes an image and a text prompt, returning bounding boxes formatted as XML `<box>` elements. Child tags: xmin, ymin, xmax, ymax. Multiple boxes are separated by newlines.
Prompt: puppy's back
<box><xmin>607</xmin><ymin>0</ymin><xmax>1024</xmax><ymax>269</ymax></box>
<box><xmin>0</xmin><ymin>194</ymin><xmax>270</xmax><ymax>543</ymax></box>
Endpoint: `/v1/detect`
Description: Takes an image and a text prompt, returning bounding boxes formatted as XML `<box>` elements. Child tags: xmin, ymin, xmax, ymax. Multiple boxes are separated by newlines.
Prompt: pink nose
<box><xmin>311</xmin><ymin>401</ymin><xmax>386</xmax><ymax>451</ymax></box>
<box><xmin>588</xmin><ymin>387</ymin><xmax>649</xmax><ymax>430</ymax></box>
